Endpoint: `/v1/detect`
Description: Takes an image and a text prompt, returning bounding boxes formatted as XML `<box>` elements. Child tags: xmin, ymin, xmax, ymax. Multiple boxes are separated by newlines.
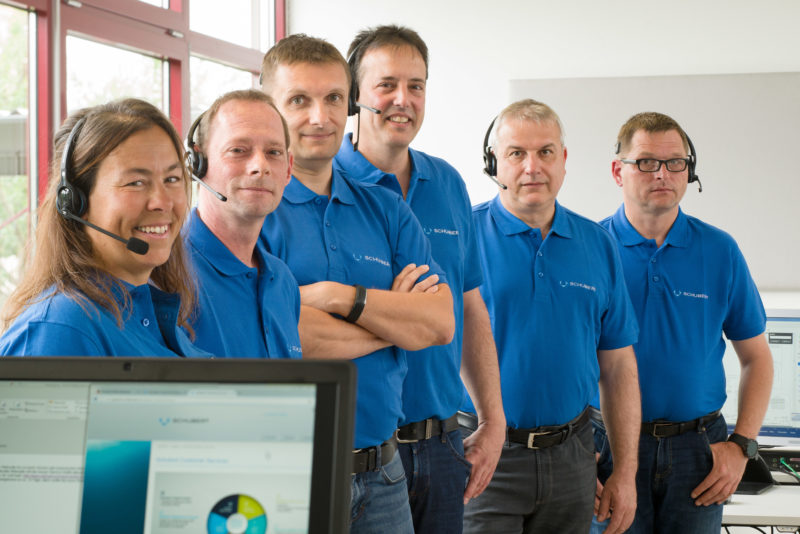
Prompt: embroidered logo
<box><xmin>672</xmin><ymin>289</ymin><xmax>709</xmax><ymax>299</ymax></box>
<box><xmin>353</xmin><ymin>252</ymin><xmax>390</xmax><ymax>267</ymax></box>
<box><xmin>558</xmin><ymin>280</ymin><xmax>597</xmax><ymax>292</ymax></box>
<box><xmin>424</xmin><ymin>227</ymin><xmax>459</xmax><ymax>236</ymax></box>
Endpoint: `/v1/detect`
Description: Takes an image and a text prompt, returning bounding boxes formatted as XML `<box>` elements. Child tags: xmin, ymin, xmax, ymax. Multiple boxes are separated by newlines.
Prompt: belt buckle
<box><xmin>526</xmin><ymin>431</ymin><xmax>548</xmax><ymax>449</ymax></box>
<box><xmin>396</xmin><ymin>419</ymin><xmax>434</xmax><ymax>444</ymax></box>
<box><xmin>651</xmin><ymin>422</ymin><xmax>671</xmax><ymax>438</ymax></box>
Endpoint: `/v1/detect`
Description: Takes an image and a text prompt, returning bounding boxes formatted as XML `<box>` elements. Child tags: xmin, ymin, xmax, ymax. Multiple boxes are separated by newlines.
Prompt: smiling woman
<box><xmin>0</xmin><ymin>99</ymin><xmax>211</xmax><ymax>358</ymax></box>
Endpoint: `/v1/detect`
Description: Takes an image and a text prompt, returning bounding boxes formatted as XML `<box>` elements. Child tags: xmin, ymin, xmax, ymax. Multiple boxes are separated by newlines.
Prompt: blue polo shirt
<box><xmin>596</xmin><ymin>205</ymin><xmax>765</xmax><ymax>422</ymax></box>
<box><xmin>261</xmin><ymin>167</ymin><xmax>447</xmax><ymax>448</ymax></box>
<box><xmin>185</xmin><ymin>209</ymin><xmax>302</xmax><ymax>359</ymax></box>
<box><xmin>0</xmin><ymin>281</ymin><xmax>211</xmax><ymax>357</ymax></box>
<box><xmin>462</xmin><ymin>197</ymin><xmax>638</xmax><ymax>428</ymax></box>
<box><xmin>335</xmin><ymin>134</ymin><xmax>483</xmax><ymax>424</ymax></box>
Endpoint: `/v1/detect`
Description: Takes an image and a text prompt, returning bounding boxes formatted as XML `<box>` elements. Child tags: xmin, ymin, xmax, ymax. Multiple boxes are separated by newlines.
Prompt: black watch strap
<box><xmin>345</xmin><ymin>284</ymin><xmax>367</xmax><ymax>323</ymax></box>
<box><xmin>728</xmin><ymin>433</ymin><xmax>758</xmax><ymax>459</ymax></box>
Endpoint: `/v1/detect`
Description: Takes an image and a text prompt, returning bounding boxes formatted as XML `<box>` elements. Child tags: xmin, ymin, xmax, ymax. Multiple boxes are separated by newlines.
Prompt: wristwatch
<box><xmin>728</xmin><ymin>433</ymin><xmax>758</xmax><ymax>459</ymax></box>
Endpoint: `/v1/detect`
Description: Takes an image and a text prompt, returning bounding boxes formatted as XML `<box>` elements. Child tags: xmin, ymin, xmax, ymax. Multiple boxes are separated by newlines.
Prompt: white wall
<box><xmin>287</xmin><ymin>0</ymin><xmax>800</xmax><ymax>297</ymax></box>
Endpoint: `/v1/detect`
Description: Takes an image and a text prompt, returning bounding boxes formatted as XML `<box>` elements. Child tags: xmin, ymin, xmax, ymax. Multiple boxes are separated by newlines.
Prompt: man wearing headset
<box><xmin>259</xmin><ymin>34</ymin><xmax>456</xmax><ymax>534</ymax></box>
<box><xmin>590</xmin><ymin>112</ymin><xmax>773</xmax><ymax>533</ymax></box>
<box><xmin>463</xmin><ymin>99</ymin><xmax>641</xmax><ymax>534</ymax></box>
<box><xmin>333</xmin><ymin>25</ymin><xmax>505</xmax><ymax>533</ymax></box>
<box><xmin>184</xmin><ymin>90</ymin><xmax>302</xmax><ymax>359</ymax></box>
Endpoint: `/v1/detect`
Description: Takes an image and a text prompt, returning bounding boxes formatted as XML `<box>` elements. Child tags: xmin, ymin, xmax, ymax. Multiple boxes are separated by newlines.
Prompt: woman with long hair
<box><xmin>1</xmin><ymin>98</ymin><xmax>209</xmax><ymax>357</ymax></box>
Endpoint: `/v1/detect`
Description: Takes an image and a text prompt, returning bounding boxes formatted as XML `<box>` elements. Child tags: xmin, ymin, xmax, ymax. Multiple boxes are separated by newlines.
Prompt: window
<box><xmin>0</xmin><ymin>3</ymin><xmax>33</xmax><ymax>307</ymax></box>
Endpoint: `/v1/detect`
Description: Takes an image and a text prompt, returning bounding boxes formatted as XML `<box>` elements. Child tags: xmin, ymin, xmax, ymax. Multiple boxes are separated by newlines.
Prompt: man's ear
<box><xmin>611</xmin><ymin>160</ymin><xmax>624</xmax><ymax>187</ymax></box>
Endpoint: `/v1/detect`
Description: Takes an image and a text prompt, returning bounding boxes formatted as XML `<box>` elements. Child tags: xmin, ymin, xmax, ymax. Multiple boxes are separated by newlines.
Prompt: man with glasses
<box><xmin>590</xmin><ymin>111</ymin><xmax>773</xmax><ymax>533</ymax></box>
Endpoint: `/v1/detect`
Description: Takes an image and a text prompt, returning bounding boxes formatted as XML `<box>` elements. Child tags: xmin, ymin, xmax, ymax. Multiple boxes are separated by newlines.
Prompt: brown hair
<box><xmin>492</xmin><ymin>98</ymin><xmax>565</xmax><ymax>147</ymax></box>
<box><xmin>2</xmin><ymin>98</ymin><xmax>196</xmax><ymax>332</ymax></box>
<box><xmin>347</xmin><ymin>25</ymin><xmax>429</xmax><ymax>87</ymax></box>
<box><xmin>260</xmin><ymin>33</ymin><xmax>350</xmax><ymax>92</ymax></box>
<box><xmin>616</xmin><ymin>112</ymin><xmax>689</xmax><ymax>156</ymax></box>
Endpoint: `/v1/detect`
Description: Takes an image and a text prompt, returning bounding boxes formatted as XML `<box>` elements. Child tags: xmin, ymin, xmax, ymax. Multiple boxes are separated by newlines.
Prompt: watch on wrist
<box><xmin>727</xmin><ymin>433</ymin><xmax>758</xmax><ymax>459</ymax></box>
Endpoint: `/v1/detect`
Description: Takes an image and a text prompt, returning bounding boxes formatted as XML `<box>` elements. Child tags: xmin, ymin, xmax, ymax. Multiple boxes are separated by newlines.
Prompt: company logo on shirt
<box><xmin>559</xmin><ymin>280</ymin><xmax>597</xmax><ymax>292</ymax></box>
<box><xmin>423</xmin><ymin>227</ymin><xmax>459</xmax><ymax>237</ymax></box>
<box><xmin>290</xmin><ymin>345</ymin><xmax>302</xmax><ymax>355</ymax></box>
<box><xmin>352</xmin><ymin>252</ymin><xmax>390</xmax><ymax>267</ymax></box>
<box><xmin>672</xmin><ymin>289</ymin><xmax>709</xmax><ymax>299</ymax></box>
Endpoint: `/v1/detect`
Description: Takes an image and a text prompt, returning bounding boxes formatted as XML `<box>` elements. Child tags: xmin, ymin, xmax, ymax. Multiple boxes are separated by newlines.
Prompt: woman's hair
<box><xmin>2</xmin><ymin>98</ymin><xmax>196</xmax><ymax>332</ymax></box>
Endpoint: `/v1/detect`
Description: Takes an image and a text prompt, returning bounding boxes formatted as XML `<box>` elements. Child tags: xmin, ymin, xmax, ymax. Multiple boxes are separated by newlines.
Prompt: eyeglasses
<box><xmin>619</xmin><ymin>158</ymin><xmax>690</xmax><ymax>172</ymax></box>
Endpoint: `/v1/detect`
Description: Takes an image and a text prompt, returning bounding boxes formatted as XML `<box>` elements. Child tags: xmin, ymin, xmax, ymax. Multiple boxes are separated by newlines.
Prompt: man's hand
<box><xmin>595</xmin><ymin>471</ymin><xmax>636</xmax><ymax>534</ymax></box>
<box><xmin>691</xmin><ymin>441</ymin><xmax>748</xmax><ymax>506</ymax></box>
<box><xmin>391</xmin><ymin>263</ymin><xmax>439</xmax><ymax>293</ymax></box>
<box><xmin>462</xmin><ymin>420</ymin><xmax>505</xmax><ymax>504</ymax></box>
<box><xmin>299</xmin><ymin>281</ymin><xmax>341</xmax><ymax>312</ymax></box>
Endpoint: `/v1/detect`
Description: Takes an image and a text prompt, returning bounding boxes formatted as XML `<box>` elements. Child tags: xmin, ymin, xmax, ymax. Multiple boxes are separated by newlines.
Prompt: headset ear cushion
<box><xmin>195</xmin><ymin>151</ymin><xmax>207</xmax><ymax>179</ymax></box>
<box><xmin>483</xmin><ymin>146</ymin><xmax>497</xmax><ymax>177</ymax></box>
<box><xmin>57</xmin><ymin>184</ymin><xmax>87</xmax><ymax>217</ymax></box>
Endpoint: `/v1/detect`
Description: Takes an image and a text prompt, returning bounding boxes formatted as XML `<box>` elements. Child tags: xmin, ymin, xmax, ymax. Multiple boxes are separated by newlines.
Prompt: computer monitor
<box><xmin>721</xmin><ymin>309</ymin><xmax>800</xmax><ymax>446</ymax></box>
<box><xmin>0</xmin><ymin>357</ymin><xmax>356</xmax><ymax>534</ymax></box>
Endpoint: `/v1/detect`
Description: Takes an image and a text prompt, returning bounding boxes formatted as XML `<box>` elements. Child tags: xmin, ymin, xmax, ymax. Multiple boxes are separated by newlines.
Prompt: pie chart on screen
<box><xmin>207</xmin><ymin>494</ymin><xmax>267</xmax><ymax>534</ymax></box>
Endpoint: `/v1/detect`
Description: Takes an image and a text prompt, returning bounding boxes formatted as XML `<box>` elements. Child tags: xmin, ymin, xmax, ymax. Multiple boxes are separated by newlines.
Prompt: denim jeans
<box><xmin>591</xmin><ymin>414</ymin><xmax>727</xmax><ymax>534</ymax></box>
<box><xmin>350</xmin><ymin>449</ymin><xmax>414</xmax><ymax>534</ymax></box>
<box><xmin>461</xmin><ymin>419</ymin><xmax>596</xmax><ymax>534</ymax></box>
<box><xmin>398</xmin><ymin>428</ymin><xmax>472</xmax><ymax>534</ymax></box>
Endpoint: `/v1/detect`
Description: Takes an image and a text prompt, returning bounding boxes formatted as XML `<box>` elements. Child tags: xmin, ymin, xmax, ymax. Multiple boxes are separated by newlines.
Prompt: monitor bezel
<box><xmin>0</xmin><ymin>357</ymin><xmax>356</xmax><ymax>534</ymax></box>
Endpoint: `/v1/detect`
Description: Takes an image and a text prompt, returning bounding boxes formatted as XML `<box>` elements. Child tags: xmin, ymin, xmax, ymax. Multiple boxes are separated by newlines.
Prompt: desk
<box><xmin>722</xmin><ymin>485</ymin><xmax>800</xmax><ymax>527</ymax></box>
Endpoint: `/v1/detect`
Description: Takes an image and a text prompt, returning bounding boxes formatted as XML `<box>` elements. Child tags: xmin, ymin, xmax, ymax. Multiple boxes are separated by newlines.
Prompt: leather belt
<box><xmin>506</xmin><ymin>408</ymin><xmax>590</xmax><ymax>450</ymax></box>
<box><xmin>641</xmin><ymin>410</ymin><xmax>721</xmax><ymax>439</ymax></box>
<box><xmin>351</xmin><ymin>437</ymin><xmax>397</xmax><ymax>474</ymax></box>
<box><xmin>397</xmin><ymin>414</ymin><xmax>459</xmax><ymax>443</ymax></box>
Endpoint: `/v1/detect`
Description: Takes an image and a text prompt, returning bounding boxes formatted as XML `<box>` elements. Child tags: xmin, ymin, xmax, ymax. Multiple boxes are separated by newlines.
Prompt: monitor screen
<box><xmin>0</xmin><ymin>358</ymin><xmax>355</xmax><ymax>534</ymax></box>
<box><xmin>721</xmin><ymin>309</ymin><xmax>800</xmax><ymax>446</ymax></box>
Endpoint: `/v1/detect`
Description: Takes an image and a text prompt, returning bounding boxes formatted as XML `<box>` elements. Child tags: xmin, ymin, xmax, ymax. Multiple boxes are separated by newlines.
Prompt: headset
<box><xmin>347</xmin><ymin>44</ymin><xmax>363</xmax><ymax>117</ymax></box>
<box><xmin>56</xmin><ymin>116</ymin><xmax>150</xmax><ymax>254</ymax></box>
<box><xmin>57</xmin><ymin>117</ymin><xmax>89</xmax><ymax>217</ymax></box>
<box><xmin>185</xmin><ymin>113</ymin><xmax>208</xmax><ymax>179</ymax></box>
<box><xmin>482</xmin><ymin>116</ymin><xmax>498</xmax><ymax>177</ymax></box>
<box><xmin>615</xmin><ymin>131</ymin><xmax>702</xmax><ymax>192</ymax></box>
<box><xmin>184</xmin><ymin>113</ymin><xmax>228</xmax><ymax>201</ymax></box>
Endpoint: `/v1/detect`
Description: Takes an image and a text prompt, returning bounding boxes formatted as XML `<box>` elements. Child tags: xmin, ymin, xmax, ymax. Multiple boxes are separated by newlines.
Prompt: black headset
<box><xmin>615</xmin><ymin>131</ymin><xmax>700</xmax><ymax>187</ymax></box>
<box><xmin>57</xmin><ymin>117</ymin><xmax>89</xmax><ymax>217</ymax></box>
<box><xmin>482</xmin><ymin>116</ymin><xmax>498</xmax><ymax>177</ymax></box>
<box><xmin>185</xmin><ymin>113</ymin><xmax>207</xmax><ymax>179</ymax></box>
<box><xmin>346</xmin><ymin>44</ymin><xmax>363</xmax><ymax>117</ymax></box>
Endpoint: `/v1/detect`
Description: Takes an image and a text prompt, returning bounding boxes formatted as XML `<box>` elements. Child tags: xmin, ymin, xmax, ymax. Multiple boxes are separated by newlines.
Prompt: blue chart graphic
<box><xmin>207</xmin><ymin>494</ymin><xmax>268</xmax><ymax>534</ymax></box>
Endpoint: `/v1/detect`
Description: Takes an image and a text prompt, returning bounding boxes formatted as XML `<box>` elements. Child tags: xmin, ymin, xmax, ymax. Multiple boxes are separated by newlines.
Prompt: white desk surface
<box><xmin>722</xmin><ymin>484</ymin><xmax>800</xmax><ymax>526</ymax></box>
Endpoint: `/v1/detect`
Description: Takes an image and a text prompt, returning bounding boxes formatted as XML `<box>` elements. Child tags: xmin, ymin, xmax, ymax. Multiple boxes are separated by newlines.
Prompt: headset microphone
<box><xmin>356</xmin><ymin>103</ymin><xmax>381</xmax><ymax>115</ymax></box>
<box><xmin>482</xmin><ymin>116</ymin><xmax>507</xmax><ymax>190</ymax></box>
<box><xmin>61</xmin><ymin>210</ymin><xmax>150</xmax><ymax>255</ymax></box>
<box><xmin>57</xmin><ymin>117</ymin><xmax>150</xmax><ymax>256</ymax></box>
<box><xmin>185</xmin><ymin>113</ymin><xmax>227</xmax><ymax>202</ymax></box>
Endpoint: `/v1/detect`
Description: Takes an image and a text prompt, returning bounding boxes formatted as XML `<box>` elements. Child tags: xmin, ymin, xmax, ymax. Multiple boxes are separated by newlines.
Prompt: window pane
<box><xmin>190</xmin><ymin>56</ymin><xmax>254</xmax><ymax>121</ymax></box>
<box><xmin>191</xmin><ymin>0</ymin><xmax>272</xmax><ymax>51</ymax></box>
<box><xmin>0</xmin><ymin>4</ymin><xmax>30</xmax><ymax>308</ymax></box>
<box><xmin>66</xmin><ymin>35</ymin><xmax>164</xmax><ymax>114</ymax></box>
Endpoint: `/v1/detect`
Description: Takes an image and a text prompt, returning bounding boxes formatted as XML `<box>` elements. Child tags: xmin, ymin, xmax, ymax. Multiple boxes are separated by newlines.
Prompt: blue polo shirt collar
<box><xmin>338</xmin><ymin>134</ymin><xmax>430</xmax><ymax>193</ymax></box>
<box><xmin>613</xmin><ymin>204</ymin><xmax>690</xmax><ymax>249</ymax></box>
<box><xmin>282</xmin><ymin>167</ymin><xmax>356</xmax><ymax>206</ymax></box>
<box><xmin>186</xmin><ymin>209</ymin><xmax>266</xmax><ymax>278</ymax></box>
<box><xmin>489</xmin><ymin>196</ymin><xmax>572</xmax><ymax>239</ymax></box>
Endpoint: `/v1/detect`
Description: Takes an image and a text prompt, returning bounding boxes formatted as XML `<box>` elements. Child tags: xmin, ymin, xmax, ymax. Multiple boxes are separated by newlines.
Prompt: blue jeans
<box><xmin>591</xmin><ymin>414</ymin><xmax>728</xmax><ymax>534</ymax></box>
<box><xmin>461</xmin><ymin>419</ymin><xmax>596</xmax><ymax>534</ymax></box>
<box><xmin>398</xmin><ymin>428</ymin><xmax>472</xmax><ymax>534</ymax></box>
<box><xmin>350</xmin><ymin>449</ymin><xmax>414</xmax><ymax>534</ymax></box>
